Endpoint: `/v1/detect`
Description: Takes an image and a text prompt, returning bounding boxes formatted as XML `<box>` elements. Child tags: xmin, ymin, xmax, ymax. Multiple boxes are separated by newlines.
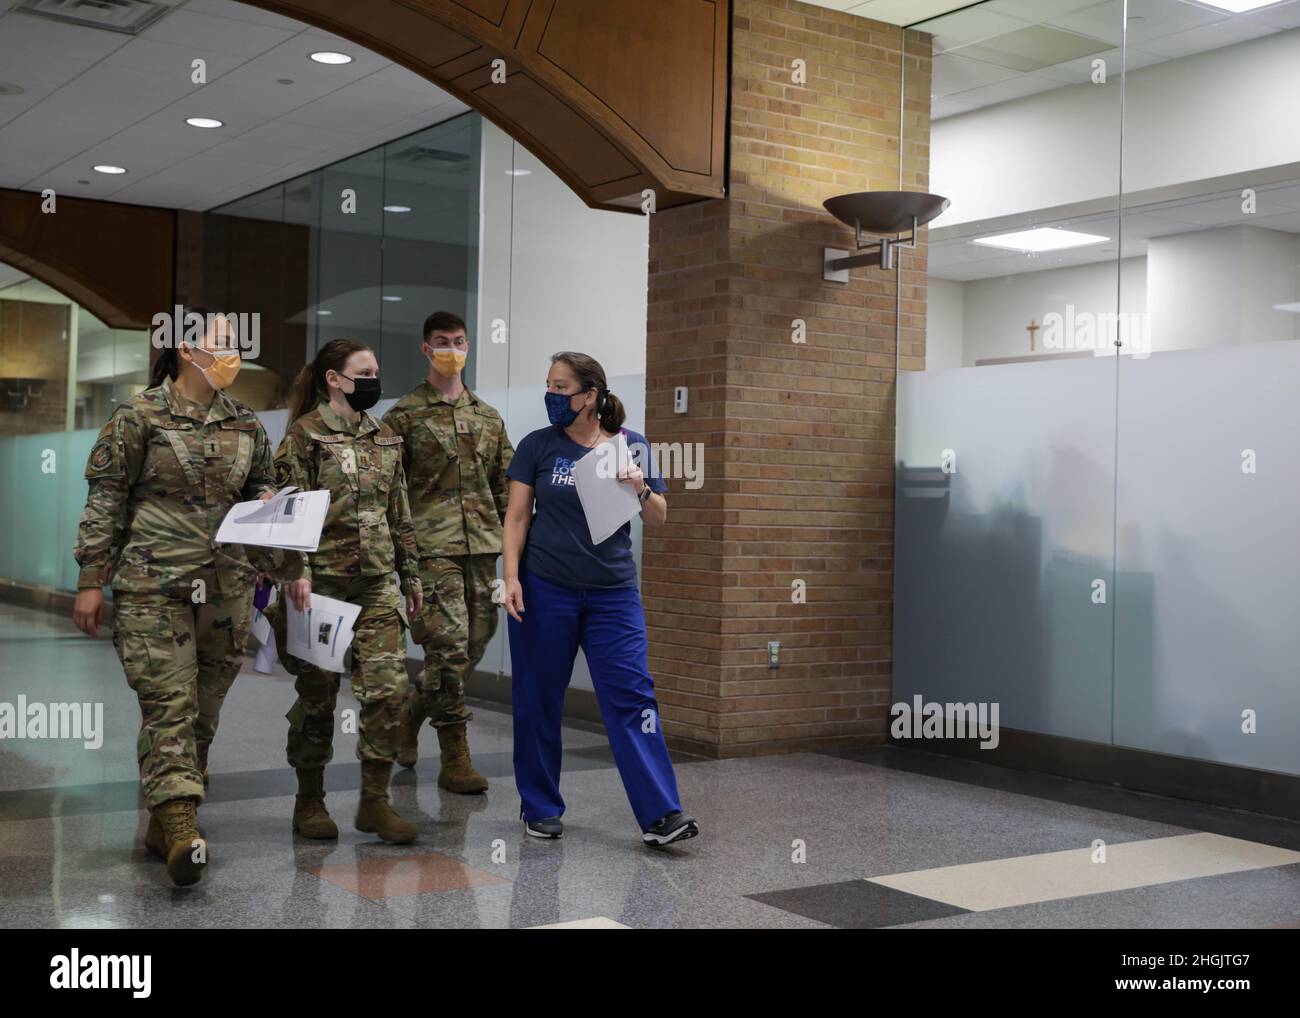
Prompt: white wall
<box><xmin>925</xmin><ymin>278</ymin><xmax>964</xmax><ymax>370</ymax></box>
<box><xmin>1147</xmin><ymin>226</ymin><xmax>1300</xmax><ymax>350</ymax></box>
<box><xmin>472</xmin><ymin>120</ymin><xmax>651</xmax><ymax>687</ymax></box>
<box><xmin>932</xmin><ymin>29</ymin><xmax>1300</xmax><ymax>228</ymax></box>
<box><xmin>934</xmin><ymin>257</ymin><xmax>1147</xmax><ymax>367</ymax></box>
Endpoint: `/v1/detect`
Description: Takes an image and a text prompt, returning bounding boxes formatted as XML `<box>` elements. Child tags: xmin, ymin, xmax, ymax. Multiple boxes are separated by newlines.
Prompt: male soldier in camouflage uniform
<box><xmin>268</xmin><ymin>341</ymin><xmax>424</xmax><ymax>843</ymax></box>
<box><xmin>72</xmin><ymin>320</ymin><xmax>296</xmax><ymax>887</ymax></box>
<box><xmin>384</xmin><ymin>311</ymin><xmax>512</xmax><ymax>792</ymax></box>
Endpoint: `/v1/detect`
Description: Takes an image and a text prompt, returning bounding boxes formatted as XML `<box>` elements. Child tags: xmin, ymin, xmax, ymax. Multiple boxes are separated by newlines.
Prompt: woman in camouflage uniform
<box><xmin>72</xmin><ymin>310</ymin><xmax>298</xmax><ymax>888</ymax></box>
<box><xmin>271</xmin><ymin>339</ymin><xmax>424</xmax><ymax>844</ymax></box>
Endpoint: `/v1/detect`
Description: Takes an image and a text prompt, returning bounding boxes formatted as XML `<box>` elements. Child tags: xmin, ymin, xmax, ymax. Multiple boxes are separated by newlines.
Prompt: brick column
<box><xmin>643</xmin><ymin>0</ymin><xmax>931</xmax><ymax>757</ymax></box>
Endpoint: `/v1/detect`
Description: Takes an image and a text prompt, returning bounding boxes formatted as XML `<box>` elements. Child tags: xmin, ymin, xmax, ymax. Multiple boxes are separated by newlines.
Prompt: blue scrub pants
<box><xmin>508</xmin><ymin>570</ymin><xmax>682</xmax><ymax>830</ymax></box>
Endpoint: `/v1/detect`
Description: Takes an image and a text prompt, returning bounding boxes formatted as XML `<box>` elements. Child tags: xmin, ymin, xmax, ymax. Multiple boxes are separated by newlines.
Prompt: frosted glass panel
<box><xmin>894</xmin><ymin>359</ymin><xmax>1117</xmax><ymax>742</ymax></box>
<box><xmin>0</xmin><ymin>429</ymin><xmax>95</xmax><ymax>592</ymax></box>
<box><xmin>1114</xmin><ymin>342</ymin><xmax>1300</xmax><ymax>775</ymax></box>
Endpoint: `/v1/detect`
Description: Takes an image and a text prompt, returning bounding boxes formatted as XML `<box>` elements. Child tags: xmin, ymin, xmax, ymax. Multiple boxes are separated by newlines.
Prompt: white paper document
<box><xmin>284</xmin><ymin>592</ymin><xmax>363</xmax><ymax>673</ymax></box>
<box><xmin>215</xmin><ymin>486</ymin><xmax>330</xmax><ymax>552</ymax></box>
<box><xmin>250</xmin><ymin>587</ymin><xmax>276</xmax><ymax>647</ymax></box>
<box><xmin>253</xmin><ymin>628</ymin><xmax>279</xmax><ymax>675</ymax></box>
<box><xmin>573</xmin><ymin>433</ymin><xmax>643</xmax><ymax>545</ymax></box>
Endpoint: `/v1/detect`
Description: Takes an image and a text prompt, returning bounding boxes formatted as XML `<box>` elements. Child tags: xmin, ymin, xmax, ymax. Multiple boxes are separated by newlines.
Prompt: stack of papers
<box><xmin>573</xmin><ymin>432</ymin><xmax>643</xmax><ymax>544</ymax></box>
<box><xmin>216</xmin><ymin>486</ymin><xmax>330</xmax><ymax>552</ymax></box>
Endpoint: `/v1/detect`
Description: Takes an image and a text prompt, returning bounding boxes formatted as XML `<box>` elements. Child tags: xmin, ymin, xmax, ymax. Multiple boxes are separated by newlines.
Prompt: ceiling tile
<box><xmin>1033</xmin><ymin>45</ymin><xmax>1163</xmax><ymax>84</ymax></box>
<box><xmin>0</xmin><ymin>7</ymin><xmax>134</xmax><ymax>60</ymax></box>
<box><xmin>139</xmin><ymin>6</ymin><xmax>298</xmax><ymax>57</ymax></box>
<box><xmin>1136</xmin><ymin>14</ymin><xmax>1276</xmax><ymax>59</ymax></box>
<box><xmin>1045</xmin><ymin>0</ymin><xmax>1128</xmax><ymax>46</ymax></box>
<box><xmin>951</xmin><ymin>24</ymin><xmax>1113</xmax><ymax>71</ymax></box>
<box><xmin>916</xmin><ymin>8</ymin><xmax>1033</xmax><ymax>52</ymax></box>
<box><xmin>1124</xmin><ymin>0</ymin><xmax>1232</xmax><ymax>43</ymax></box>
<box><xmin>983</xmin><ymin>0</ymin><xmax>1104</xmax><ymax>22</ymax></box>
<box><xmin>844</xmin><ymin>1</ymin><xmax>987</xmax><ymax>26</ymax></box>
<box><xmin>931</xmin><ymin>52</ymin><xmax>1022</xmax><ymax>95</ymax></box>
<box><xmin>184</xmin><ymin>0</ymin><xmax>307</xmax><ymax>32</ymax></box>
<box><xmin>1243</xmin><ymin>1</ymin><xmax>1300</xmax><ymax>31</ymax></box>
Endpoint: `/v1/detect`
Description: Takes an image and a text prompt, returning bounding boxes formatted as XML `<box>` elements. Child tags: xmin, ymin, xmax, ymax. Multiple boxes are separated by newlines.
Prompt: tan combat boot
<box><xmin>291</xmin><ymin>767</ymin><xmax>338</xmax><ymax>839</ymax></box>
<box><xmin>437</xmin><ymin>723</ymin><xmax>489</xmax><ymax>794</ymax></box>
<box><xmin>197</xmin><ymin>743</ymin><xmax>210</xmax><ymax>787</ymax></box>
<box><xmin>144</xmin><ymin>812</ymin><xmax>167</xmax><ymax>859</ymax></box>
<box><xmin>355</xmin><ymin>760</ymin><xmax>417</xmax><ymax>844</ymax></box>
<box><xmin>397</xmin><ymin>696</ymin><xmax>423</xmax><ymax>770</ymax></box>
<box><xmin>145</xmin><ymin>812</ymin><xmax>204</xmax><ymax>857</ymax></box>
<box><xmin>154</xmin><ymin>798</ymin><xmax>207</xmax><ymax>887</ymax></box>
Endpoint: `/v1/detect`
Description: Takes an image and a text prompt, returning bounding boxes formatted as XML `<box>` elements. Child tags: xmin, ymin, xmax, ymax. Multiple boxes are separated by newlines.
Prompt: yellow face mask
<box><xmin>192</xmin><ymin>347</ymin><xmax>242</xmax><ymax>390</ymax></box>
<box><xmin>430</xmin><ymin>347</ymin><xmax>467</xmax><ymax>378</ymax></box>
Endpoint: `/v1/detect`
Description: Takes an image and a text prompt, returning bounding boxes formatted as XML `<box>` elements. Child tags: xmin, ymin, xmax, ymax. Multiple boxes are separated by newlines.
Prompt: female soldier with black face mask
<box><xmin>269</xmin><ymin>339</ymin><xmax>424</xmax><ymax>843</ymax></box>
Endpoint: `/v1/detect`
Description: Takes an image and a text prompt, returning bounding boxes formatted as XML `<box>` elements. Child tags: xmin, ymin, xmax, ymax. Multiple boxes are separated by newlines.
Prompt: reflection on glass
<box><xmin>897</xmin><ymin>0</ymin><xmax>1300</xmax><ymax>776</ymax></box>
<box><xmin>895</xmin><ymin>0</ymin><xmax>1125</xmax><ymax>743</ymax></box>
<box><xmin>0</xmin><ymin>273</ymin><xmax>150</xmax><ymax>437</ymax></box>
<box><xmin>201</xmin><ymin>113</ymin><xmax>482</xmax><ymax>408</ymax></box>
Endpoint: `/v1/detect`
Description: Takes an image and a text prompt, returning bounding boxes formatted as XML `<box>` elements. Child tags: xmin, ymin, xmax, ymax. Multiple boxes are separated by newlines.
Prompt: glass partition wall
<box><xmin>194</xmin><ymin>112</ymin><xmax>482</xmax><ymax>410</ymax></box>
<box><xmin>896</xmin><ymin>0</ymin><xmax>1300</xmax><ymax>779</ymax></box>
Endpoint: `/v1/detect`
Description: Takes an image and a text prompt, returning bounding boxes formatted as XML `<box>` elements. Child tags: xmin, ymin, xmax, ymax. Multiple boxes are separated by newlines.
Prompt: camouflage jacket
<box><xmin>382</xmin><ymin>382</ymin><xmax>512</xmax><ymax>558</ymax></box>
<box><xmin>274</xmin><ymin>401</ymin><xmax>421</xmax><ymax>595</ymax></box>
<box><xmin>74</xmin><ymin>376</ymin><xmax>300</xmax><ymax>596</ymax></box>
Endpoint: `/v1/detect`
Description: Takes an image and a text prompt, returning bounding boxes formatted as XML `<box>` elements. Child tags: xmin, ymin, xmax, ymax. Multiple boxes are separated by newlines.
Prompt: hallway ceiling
<box><xmin>0</xmin><ymin>0</ymin><xmax>468</xmax><ymax>211</ymax></box>
<box><xmin>806</xmin><ymin>0</ymin><xmax>1300</xmax><ymax>119</ymax></box>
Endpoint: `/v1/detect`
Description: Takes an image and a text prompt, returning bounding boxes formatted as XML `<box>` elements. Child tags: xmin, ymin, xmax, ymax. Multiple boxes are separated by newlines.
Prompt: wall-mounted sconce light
<box><xmin>823</xmin><ymin>190</ymin><xmax>949</xmax><ymax>281</ymax></box>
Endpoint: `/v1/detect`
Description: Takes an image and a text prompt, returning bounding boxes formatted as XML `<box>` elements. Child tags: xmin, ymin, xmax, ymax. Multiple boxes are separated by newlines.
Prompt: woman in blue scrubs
<box><xmin>501</xmin><ymin>351</ymin><xmax>699</xmax><ymax>847</ymax></box>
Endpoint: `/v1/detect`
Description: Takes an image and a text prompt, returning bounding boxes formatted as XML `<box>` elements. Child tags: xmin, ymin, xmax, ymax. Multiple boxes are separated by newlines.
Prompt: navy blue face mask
<box><xmin>545</xmin><ymin>389</ymin><xmax>588</xmax><ymax>427</ymax></box>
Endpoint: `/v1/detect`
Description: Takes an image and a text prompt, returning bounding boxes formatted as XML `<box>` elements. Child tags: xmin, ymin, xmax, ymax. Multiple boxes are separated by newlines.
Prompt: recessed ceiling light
<box><xmin>971</xmin><ymin>227</ymin><xmax>1108</xmax><ymax>253</ymax></box>
<box><xmin>1194</xmin><ymin>0</ymin><xmax>1280</xmax><ymax>12</ymax></box>
<box><xmin>381</xmin><ymin>295</ymin><xmax>402</xmax><ymax>302</ymax></box>
<box><xmin>383</xmin><ymin>205</ymin><xmax>411</xmax><ymax>213</ymax></box>
<box><xmin>506</xmin><ymin>169</ymin><xmax>531</xmax><ymax>177</ymax></box>
<box><xmin>310</xmin><ymin>51</ymin><xmax>352</xmax><ymax>65</ymax></box>
<box><xmin>1273</xmin><ymin>302</ymin><xmax>1300</xmax><ymax>313</ymax></box>
<box><xmin>93</xmin><ymin>165</ymin><xmax>127</xmax><ymax>175</ymax></box>
<box><xmin>185</xmin><ymin>117</ymin><xmax>223</xmax><ymax>129</ymax></box>
<box><xmin>316</xmin><ymin>309</ymin><xmax>333</xmax><ymax>316</ymax></box>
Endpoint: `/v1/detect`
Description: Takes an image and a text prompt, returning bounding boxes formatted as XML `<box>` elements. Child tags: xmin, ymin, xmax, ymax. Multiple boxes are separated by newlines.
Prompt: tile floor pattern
<box><xmin>3</xmin><ymin>603</ymin><xmax>1300</xmax><ymax>929</ymax></box>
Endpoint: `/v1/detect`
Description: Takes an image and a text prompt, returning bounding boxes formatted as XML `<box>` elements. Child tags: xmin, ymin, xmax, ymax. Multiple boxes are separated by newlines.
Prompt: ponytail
<box><xmin>289</xmin><ymin>338</ymin><xmax>371</xmax><ymax>422</ymax></box>
<box><xmin>597</xmin><ymin>389</ymin><xmax>625</xmax><ymax>433</ymax></box>
<box><xmin>149</xmin><ymin>304</ymin><xmax>211</xmax><ymax>388</ymax></box>
<box><xmin>149</xmin><ymin>347</ymin><xmax>179</xmax><ymax>388</ymax></box>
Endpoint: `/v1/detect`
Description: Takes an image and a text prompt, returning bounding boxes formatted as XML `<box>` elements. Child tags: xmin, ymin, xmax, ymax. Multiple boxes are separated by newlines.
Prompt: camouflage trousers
<box><xmin>407</xmin><ymin>554</ymin><xmax>500</xmax><ymax>730</ymax></box>
<box><xmin>270</xmin><ymin>574</ymin><xmax>409</xmax><ymax>769</ymax></box>
<box><xmin>112</xmin><ymin>585</ymin><xmax>252</xmax><ymax>809</ymax></box>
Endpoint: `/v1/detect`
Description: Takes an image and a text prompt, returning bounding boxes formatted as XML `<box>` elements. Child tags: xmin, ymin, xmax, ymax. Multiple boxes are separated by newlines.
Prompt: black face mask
<box><xmin>340</xmin><ymin>373</ymin><xmax>381</xmax><ymax>413</ymax></box>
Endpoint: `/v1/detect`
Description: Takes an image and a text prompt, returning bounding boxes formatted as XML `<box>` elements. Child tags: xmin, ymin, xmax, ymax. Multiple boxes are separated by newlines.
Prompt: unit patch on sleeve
<box><xmin>89</xmin><ymin>440</ymin><xmax>114</xmax><ymax>472</ymax></box>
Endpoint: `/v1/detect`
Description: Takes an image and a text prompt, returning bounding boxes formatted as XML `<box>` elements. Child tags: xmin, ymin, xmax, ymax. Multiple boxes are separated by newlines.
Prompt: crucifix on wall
<box><xmin>1026</xmin><ymin>319</ymin><xmax>1040</xmax><ymax>353</ymax></box>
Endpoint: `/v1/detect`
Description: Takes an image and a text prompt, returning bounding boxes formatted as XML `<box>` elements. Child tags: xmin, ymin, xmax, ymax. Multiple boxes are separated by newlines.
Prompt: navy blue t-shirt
<box><xmin>507</xmin><ymin>425</ymin><xmax>667</xmax><ymax>589</ymax></box>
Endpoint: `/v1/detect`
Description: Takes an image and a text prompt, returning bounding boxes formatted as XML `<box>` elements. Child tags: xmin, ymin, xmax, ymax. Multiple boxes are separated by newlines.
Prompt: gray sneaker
<box><xmin>525</xmin><ymin>816</ymin><xmax>563</xmax><ymax>839</ymax></box>
<box><xmin>642</xmin><ymin>811</ymin><xmax>699</xmax><ymax>847</ymax></box>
